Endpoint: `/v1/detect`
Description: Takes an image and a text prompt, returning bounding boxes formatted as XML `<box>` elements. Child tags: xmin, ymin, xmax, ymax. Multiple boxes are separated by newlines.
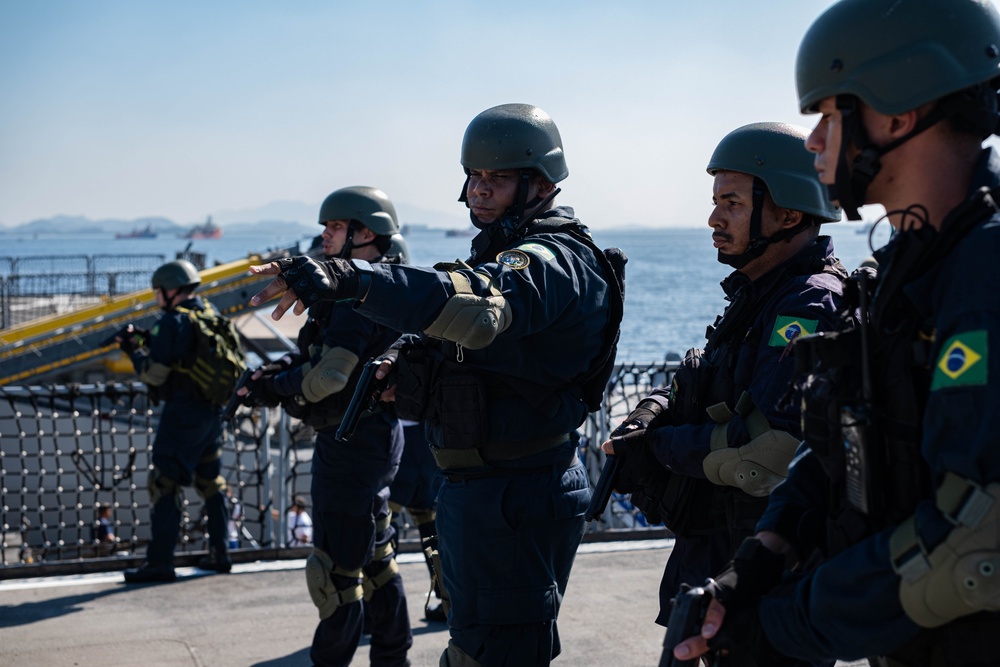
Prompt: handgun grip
<box><xmin>585</xmin><ymin>454</ymin><xmax>621</xmax><ymax>522</ymax></box>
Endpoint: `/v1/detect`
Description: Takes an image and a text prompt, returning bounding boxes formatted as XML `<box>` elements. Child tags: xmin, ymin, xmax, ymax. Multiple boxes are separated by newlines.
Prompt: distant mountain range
<box><xmin>0</xmin><ymin>200</ymin><xmax>470</xmax><ymax>235</ymax></box>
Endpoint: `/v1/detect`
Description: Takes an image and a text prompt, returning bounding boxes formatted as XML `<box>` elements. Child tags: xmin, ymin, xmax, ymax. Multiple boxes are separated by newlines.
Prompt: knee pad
<box><xmin>148</xmin><ymin>466</ymin><xmax>182</xmax><ymax>506</ymax></box>
<box><xmin>304</xmin><ymin>548</ymin><xmax>363</xmax><ymax>620</ymax></box>
<box><xmin>440</xmin><ymin>640</ymin><xmax>482</xmax><ymax>667</ymax></box>
<box><xmin>362</xmin><ymin>557</ymin><xmax>400</xmax><ymax>601</ymax></box>
<box><xmin>194</xmin><ymin>474</ymin><xmax>227</xmax><ymax>500</ymax></box>
<box><xmin>409</xmin><ymin>507</ymin><xmax>436</xmax><ymax>527</ymax></box>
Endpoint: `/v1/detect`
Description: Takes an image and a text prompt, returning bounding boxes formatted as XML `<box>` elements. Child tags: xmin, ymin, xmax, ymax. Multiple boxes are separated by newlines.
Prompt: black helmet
<box><xmin>151</xmin><ymin>259</ymin><xmax>201</xmax><ymax>291</ymax></box>
<box><xmin>461</xmin><ymin>103</ymin><xmax>568</xmax><ymax>183</ymax></box>
<box><xmin>318</xmin><ymin>186</ymin><xmax>399</xmax><ymax>236</ymax></box>
<box><xmin>796</xmin><ymin>0</ymin><xmax>1000</xmax><ymax>219</ymax></box>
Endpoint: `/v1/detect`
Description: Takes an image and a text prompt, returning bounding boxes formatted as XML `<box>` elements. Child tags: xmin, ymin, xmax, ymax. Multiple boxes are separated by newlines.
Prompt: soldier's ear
<box><xmin>781</xmin><ymin>209</ymin><xmax>803</xmax><ymax>228</ymax></box>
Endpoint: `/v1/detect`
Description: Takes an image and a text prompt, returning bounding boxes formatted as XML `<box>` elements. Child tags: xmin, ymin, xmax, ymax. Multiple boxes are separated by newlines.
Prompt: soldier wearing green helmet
<box><xmin>123</xmin><ymin>258</ymin><xmax>240</xmax><ymax>583</ymax></box>
<box><xmin>673</xmin><ymin>2</ymin><xmax>1000</xmax><ymax>666</ymax></box>
<box><xmin>247</xmin><ymin>103</ymin><xmax>624</xmax><ymax>667</ymax></box>
<box><xmin>241</xmin><ymin>185</ymin><xmax>413</xmax><ymax>666</ymax></box>
<box><xmin>600</xmin><ymin>121</ymin><xmax>848</xmax><ymax>667</ymax></box>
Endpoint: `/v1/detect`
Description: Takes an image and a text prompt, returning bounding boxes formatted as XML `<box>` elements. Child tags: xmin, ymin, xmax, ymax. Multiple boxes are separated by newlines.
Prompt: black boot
<box><xmin>124</xmin><ymin>563</ymin><xmax>176</xmax><ymax>583</ymax></box>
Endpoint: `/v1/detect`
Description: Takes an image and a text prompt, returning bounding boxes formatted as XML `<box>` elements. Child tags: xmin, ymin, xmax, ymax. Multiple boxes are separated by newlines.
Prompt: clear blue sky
<box><xmin>0</xmin><ymin>0</ymin><xmax>971</xmax><ymax>230</ymax></box>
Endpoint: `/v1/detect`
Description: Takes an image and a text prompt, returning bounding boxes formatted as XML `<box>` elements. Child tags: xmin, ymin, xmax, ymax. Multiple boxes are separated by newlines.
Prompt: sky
<box><xmin>0</xmin><ymin>0</ymin><xmax>978</xmax><ymax>231</ymax></box>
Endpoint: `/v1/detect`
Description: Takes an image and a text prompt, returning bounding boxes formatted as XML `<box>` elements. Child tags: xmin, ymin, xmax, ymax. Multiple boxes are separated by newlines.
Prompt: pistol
<box><xmin>335</xmin><ymin>359</ymin><xmax>389</xmax><ymax>442</ymax></box>
<box><xmin>223</xmin><ymin>368</ymin><xmax>257</xmax><ymax>421</ymax></box>
<box><xmin>585</xmin><ymin>454</ymin><xmax>621</xmax><ymax>522</ymax></box>
<box><xmin>661</xmin><ymin>584</ymin><xmax>714</xmax><ymax>667</ymax></box>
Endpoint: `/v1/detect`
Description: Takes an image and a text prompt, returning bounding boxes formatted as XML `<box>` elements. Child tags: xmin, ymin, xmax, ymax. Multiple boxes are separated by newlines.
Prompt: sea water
<box><xmin>0</xmin><ymin>223</ymin><xmax>891</xmax><ymax>364</ymax></box>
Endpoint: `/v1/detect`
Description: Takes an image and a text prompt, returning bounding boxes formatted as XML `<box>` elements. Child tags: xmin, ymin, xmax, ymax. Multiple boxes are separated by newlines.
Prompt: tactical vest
<box><xmin>794</xmin><ymin>188</ymin><xmax>1000</xmax><ymax>666</ymax></box>
<box><xmin>635</xmin><ymin>250</ymin><xmax>848</xmax><ymax>540</ymax></box>
<box><xmin>396</xmin><ymin>216</ymin><xmax>625</xmax><ymax>466</ymax></box>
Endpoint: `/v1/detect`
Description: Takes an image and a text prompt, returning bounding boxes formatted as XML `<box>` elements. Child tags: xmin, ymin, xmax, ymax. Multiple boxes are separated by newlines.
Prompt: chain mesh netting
<box><xmin>1</xmin><ymin>361</ymin><xmax>678</xmax><ymax>573</ymax></box>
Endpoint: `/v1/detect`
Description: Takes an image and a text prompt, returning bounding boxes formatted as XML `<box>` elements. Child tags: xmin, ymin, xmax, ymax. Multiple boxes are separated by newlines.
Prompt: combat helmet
<box><xmin>151</xmin><ymin>259</ymin><xmax>201</xmax><ymax>291</ymax></box>
<box><xmin>795</xmin><ymin>0</ymin><xmax>1000</xmax><ymax>218</ymax></box>
<box><xmin>708</xmin><ymin>122</ymin><xmax>840</xmax><ymax>222</ymax></box>
<box><xmin>707</xmin><ymin>122</ymin><xmax>840</xmax><ymax>270</ymax></box>
<box><xmin>460</xmin><ymin>103</ymin><xmax>568</xmax><ymax>183</ymax></box>
<box><xmin>318</xmin><ymin>186</ymin><xmax>399</xmax><ymax>259</ymax></box>
<box><xmin>459</xmin><ymin>103</ymin><xmax>567</xmax><ymax>232</ymax></box>
<box><xmin>318</xmin><ymin>186</ymin><xmax>399</xmax><ymax>237</ymax></box>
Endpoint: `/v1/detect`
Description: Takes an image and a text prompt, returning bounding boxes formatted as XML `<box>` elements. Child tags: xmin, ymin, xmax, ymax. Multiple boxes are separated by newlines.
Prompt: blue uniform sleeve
<box><xmin>129</xmin><ymin>311</ymin><xmax>192</xmax><ymax>380</ymax></box>
<box><xmin>758</xmin><ymin>224</ymin><xmax>1000</xmax><ymax>660</ymax></box>
<box><xmin>648</xmin><ymin>277</ymin><xmax>843</xmax><ymax>478</ymax></box>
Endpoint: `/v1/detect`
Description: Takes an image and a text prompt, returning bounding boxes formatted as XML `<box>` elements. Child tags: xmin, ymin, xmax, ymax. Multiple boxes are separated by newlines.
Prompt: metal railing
<box><xmin>0</xmin><ymin>359</ymin><xmax>678</xmax><ymax>577</ymax></box>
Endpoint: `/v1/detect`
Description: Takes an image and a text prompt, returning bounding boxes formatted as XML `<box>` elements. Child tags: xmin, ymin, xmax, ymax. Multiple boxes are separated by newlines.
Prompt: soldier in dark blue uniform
<box><xmin>246</xmin><ymin>187</ymin><xmax>412</xmax><ymax>667</ymax></box>
<box><xmin>248</xmin><ymin>103</ymin><xmax>623</xmax><ymax>667</ymax></box>
<box><xmin>674</xmin><ymin>1</ymin><xmax>1000</xmax><ymax>665</ymax></box>
<box><xmin>122</xmin><ymin>259</ymin><xmax>233</xmax><ymax>583</ymax></box>
<box><xmin>600</xmin><ymin>122</ymin><xmax>846</xmax><ymax>664</ymax></box>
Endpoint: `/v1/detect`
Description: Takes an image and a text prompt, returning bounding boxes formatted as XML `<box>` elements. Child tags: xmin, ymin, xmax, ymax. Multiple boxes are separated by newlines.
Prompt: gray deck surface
<box><xmin>0</xmin><ymin>539</ymin><xmax>864</xmax><ymax>667</ymax></box>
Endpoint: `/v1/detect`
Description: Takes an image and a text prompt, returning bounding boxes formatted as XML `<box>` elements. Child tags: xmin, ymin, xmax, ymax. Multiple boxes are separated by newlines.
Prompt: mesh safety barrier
<box><xmin>1</xmin><ymin>360</ymin><xmax>678</xmax><ymax>575</ymax></box>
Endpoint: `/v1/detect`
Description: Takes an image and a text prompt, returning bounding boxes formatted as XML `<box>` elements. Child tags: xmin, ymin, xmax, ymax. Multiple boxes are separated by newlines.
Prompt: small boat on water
<box><xmin>115</xmin><ymin>224</ymin><xmax>157</xmax><ymax>239</ymax></box>
<box><xmin>445</xmin><ymin>227</ymin><xmax>476</xmax><ymax>238</ymax></box>
<box><xmin>180</xmin><ymin>216</ymin><xmax>223</xmax><ymax>240</ymax></box>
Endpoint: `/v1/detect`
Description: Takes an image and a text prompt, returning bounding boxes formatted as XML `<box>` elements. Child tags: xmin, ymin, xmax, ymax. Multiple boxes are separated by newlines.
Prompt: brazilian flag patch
<box><xmin>516</xmin><ymin>242</ymin><xmax>556</xmax><ymax>262</ymax></box>
<box><xmin>768</xmin><ymin>316</ymin><xmax>817</xmax><ymax>347</ymax></box>
<box><xmin>931</xmin><ymin>330</ymin><xmax>988</xmax><ymax>390</ymax></box>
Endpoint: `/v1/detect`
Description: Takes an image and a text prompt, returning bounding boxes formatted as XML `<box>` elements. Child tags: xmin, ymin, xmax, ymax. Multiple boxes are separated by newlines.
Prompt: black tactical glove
<box><xmin>242</xmin><ymin>376</ymin><xmax>284</xmax><ymax>408</ymax></box>
<box><xmin>706</xmin><ymin>538</ymin><xmax>786</xmax><ymax>612</ymax></box>
<box><xmin>257</xmin><ymin>354</ymin><xmax>298</xmax><ymax>378</ymax></box>
<box><xmin>275</xmin><ymin>256</ymin><xmax>359</xmax><ymax>308</ymax></box>
<box><xmin>118</xmin><ymin>325</ymin><xmax>149</xmax><ymax>354</ymax></box>
<box><xmin>610</xmin><ymin>398</ymin><xmax>664</xmax><ymax>437</ymax></box>
<box><xmin>704</xmin><ymin>605</ymin><xmax>804</xmax><ymax>667</ymax></box>
<box><xmin>609</xmin><ymin>428</ymin><xmax>660</xmax><ymax>493</ymax></box>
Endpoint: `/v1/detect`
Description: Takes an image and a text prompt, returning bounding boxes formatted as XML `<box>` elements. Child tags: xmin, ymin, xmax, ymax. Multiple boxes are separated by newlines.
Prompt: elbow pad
<box><xmin>702</xmin><ymin>392</ymin><xmax>799</xmax><ymax>497</ymax></box>
<box><xmin>141</xmin><ymin>361</ymin><xmax>172</xmax><ymax>387</ymax></box>
<box><xmin>891</xmin><ymin>473</ymin><xmax>1000</xmax><ymax>628</ymax></box>
<box><xmin>423</xmin><ymin>266</ymin><xmax>512</xmax><ymax>350</ymax></box>
<box><xmin>301</xmin><ymin>346</ymin><xmax>359</xmax><ymax>403</ymax></box>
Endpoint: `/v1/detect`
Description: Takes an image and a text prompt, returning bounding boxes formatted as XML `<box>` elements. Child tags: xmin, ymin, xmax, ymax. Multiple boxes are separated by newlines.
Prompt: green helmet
<box><xmin>706</xmin><ymin>122</ymin><xmax>841</xmax><ymax>222</ymax></box>
<box><xmin>151</xmin><ymin>259</ymin><xmax>201</xmax><ymax>291</ymax></box>
<box><xmin>461</xmin><ymin>103</ymin><xmax>568</xmax><ymax>183</ymax></box>
<box><xmin>318</xmin><ymin>186</ymin><xmax>399</xmax><ymax>237</ymax></box>
<box><xmin>796</xmin><ymin>0</ymin><xmax>1000</xmax><ymax>115</ymax></box>
<box><xmin>386</xmin><ymin>233</ymin><xmax>411</xmax><ymax>264</ymax></box>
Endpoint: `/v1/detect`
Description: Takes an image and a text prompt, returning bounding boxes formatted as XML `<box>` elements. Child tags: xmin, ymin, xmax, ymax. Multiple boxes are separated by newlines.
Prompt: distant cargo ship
<box><xmin>115</xmin><ymin>224</ymin><xmax>157</xmax><ymax>239</ymax></box>
<box><xmin>180</xmin><ymin>216</ymin><xmax>223</xmax><ymax>240</ymax></box>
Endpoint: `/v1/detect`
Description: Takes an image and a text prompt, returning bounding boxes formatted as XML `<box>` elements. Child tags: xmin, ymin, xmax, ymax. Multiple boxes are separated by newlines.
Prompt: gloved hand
<box><xmin>609</xmin><ymin>428</ymin><xmax>659</xmax><ymax>493</ymax></box>
<box><xmin>610</xmin><ymin>398</ymin><xmax>664</xmax><ymax>437</ymax></box>
<box><xmin>257</xmin><ymin>354</ymin><xmax>298</xmax><ymax>378</ymax></box>
<box><xmin>704</xmin><ymin>605</ymin><xmax>802</xmax><ymax>667</ymax></box>
<box><xmin>274</xmin><ymin>256</ymin><xmax>360</xmax><ymax>308</ymax></box>
<box><xmin>242</xmin><ymin>376</ymin><xmax>285</xmax><ymax>408</ymax></box>
<box><xmin>706</xmin><ymin>537</ymin><xmax>786</xmax><ymax>611</ymax></box>
<box><xmin>118</xmin><ymin>325</ymin><xmax>149</xmax><ymax>354</ymax></box>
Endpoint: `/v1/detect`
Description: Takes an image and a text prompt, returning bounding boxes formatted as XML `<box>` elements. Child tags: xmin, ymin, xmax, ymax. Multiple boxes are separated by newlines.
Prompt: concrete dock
<box><xmin>0</xmin><ymin>538</ymin><xmax>868</xmax><ymax>667</ymax></box>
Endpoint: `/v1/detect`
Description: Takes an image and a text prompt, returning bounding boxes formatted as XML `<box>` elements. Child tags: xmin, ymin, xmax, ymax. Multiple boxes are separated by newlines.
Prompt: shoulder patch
<box><xmin>932</xmin><ymin>330</ymin><xmax>988</xmax><ymax>390</ymax></box>
<box><xmin>768</xmin><ymin>316</ymin><xmax>817</xmax><ymax>347</ymax></box>
<box><xmin>496</xmin><ymin>249</ymin><xmax>531</xmax><ymax>270</ymax></box>
<box><xmin>515</xmin><ymin>242</ymin><xmax>556</xmax><ymax>262</ymax></box>
<box><xmin>151</xmin><ymin>323</ymin><xmax>160</xmax><ymax>336</ymax></box>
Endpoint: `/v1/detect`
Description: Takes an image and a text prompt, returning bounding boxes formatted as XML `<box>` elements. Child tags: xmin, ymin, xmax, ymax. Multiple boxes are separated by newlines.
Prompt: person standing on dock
<box><xmin>601</xmin><ymin>122</ymin><xmax>848</xmax><ymax>664</ymax></box>
<box><xmin>674</xmin><ymin>0</ymin><xmax>1000</xmax><ymax>665</ymax></box>
<box><xmin>246</xmin><ymin>103</ymin><xmax>625</xmax><ymax>667</ymax></box>
<box><xmin>242</xmin><ymin>186</ymin><xmax>412</xmax><ymax>667</ymax></box>
<box><xmin>122</xmin><ymin>259</ymin><xmax>237</xmax><ymax>583</ymax></box>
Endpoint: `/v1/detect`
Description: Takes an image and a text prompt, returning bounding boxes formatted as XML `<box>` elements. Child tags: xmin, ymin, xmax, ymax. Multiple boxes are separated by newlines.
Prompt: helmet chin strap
<box><xmin>718</xmin><ymin>177</ymin><xmax>814</xmax><ymax>270</ymax></box>
<box><xmin>832</xmin><ymin>94</ymin><xmax>949</xmax><ymax>221</ymax></box>
<box><xmin>328</xmin><ymin>221</ymin><xmax>378</xmax><ymax>260</ymax></box>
